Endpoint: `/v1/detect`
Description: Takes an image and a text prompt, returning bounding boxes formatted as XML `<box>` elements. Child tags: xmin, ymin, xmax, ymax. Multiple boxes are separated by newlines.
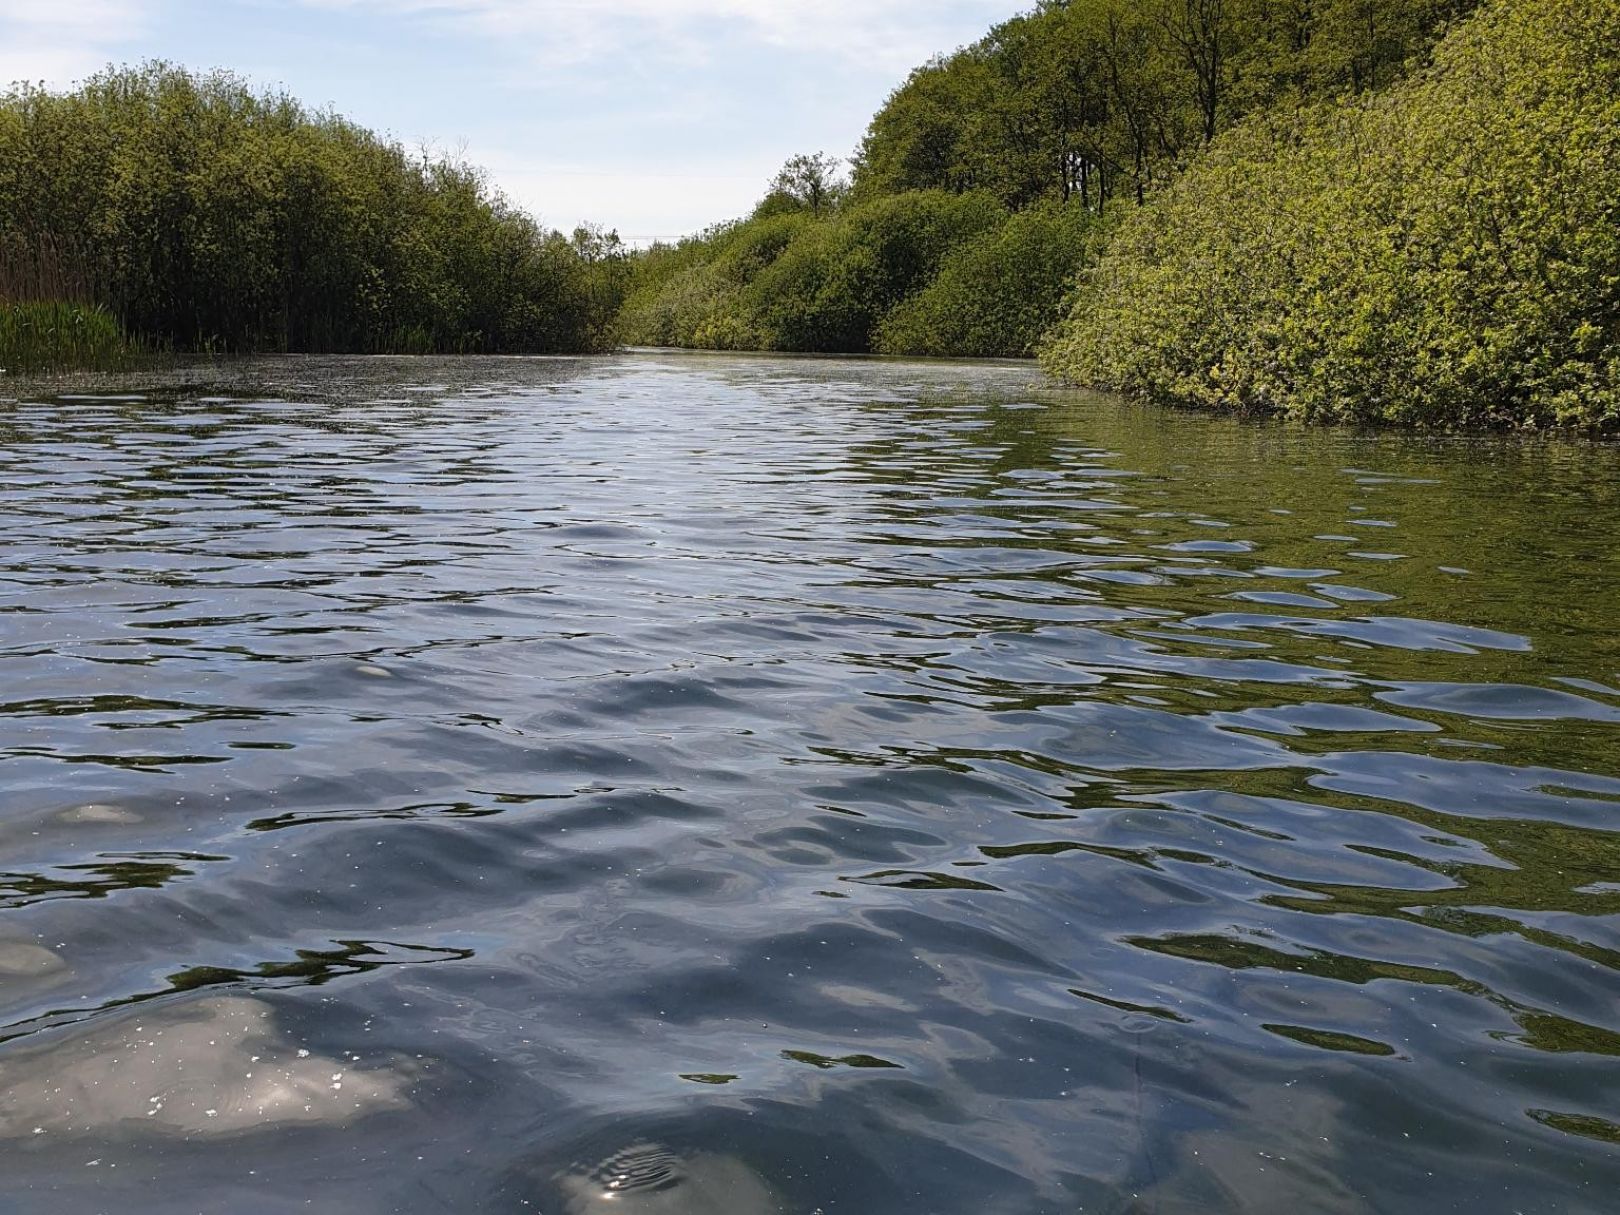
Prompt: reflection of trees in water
<box><xmin>1129</xmin><ymin>931</ymin><xmax>1620</xmax><ymax>1058</ymax></box>
<box><xmin>165</xmin><ymin>939</ymin><xmax>476</xmax><ymax>994</ymax></box>
<box><xmin>0</xmin><ymin>939</ymin><xmax>471</xmax><ymax>1048</ymax></box>
<box><xmin>0</xmin><ymin>855</ymin><xmax>221</xmax><ymax>910</ymax></box>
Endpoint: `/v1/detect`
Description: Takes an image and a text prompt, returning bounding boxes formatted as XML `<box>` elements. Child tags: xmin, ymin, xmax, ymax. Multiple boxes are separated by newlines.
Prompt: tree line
<box><xmin>854</xmin><ymin>0</ymin><xmax>1472</xmax><ymax>210</ymax></box>
<box><xmin>618</xmin><ymin>0</ymin><xmax>1477</xmax><ymax>368</ymax></box>
<box><xmin>0</xmin><ymin>64</ymin><xmax>629</xmax><ymax>360</ymax></box>
<box><xmin>4</xmin><ymin>1</ymin><xmax>1613</xmax><ymax>429</ymax></box>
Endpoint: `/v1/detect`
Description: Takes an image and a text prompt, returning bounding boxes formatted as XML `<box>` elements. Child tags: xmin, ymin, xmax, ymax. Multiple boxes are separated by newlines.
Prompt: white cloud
<box><xmin>0</xmin><ymin>0</ymin><xmax>151</xmax><ymax>87</ymax></box>
<box><xmin>302</xmin><ymin>0</ymin><xmax>1002</xmax><ymax>72</ymax></box>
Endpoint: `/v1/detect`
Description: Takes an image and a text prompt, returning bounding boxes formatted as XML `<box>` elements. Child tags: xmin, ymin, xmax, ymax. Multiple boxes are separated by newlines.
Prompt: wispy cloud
<box><xmin>0</xmin><ymin>0</ymin><xmax>151</xmax><ymax>87</ymax></box>
<box><xmin>300</xmin><ymin>0</ymin><xmax>999</xmax><ymax>72</ymax></box>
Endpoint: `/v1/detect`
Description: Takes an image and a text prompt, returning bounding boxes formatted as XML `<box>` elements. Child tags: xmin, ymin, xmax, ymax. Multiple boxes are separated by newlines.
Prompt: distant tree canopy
<box><xmin>853</xmin><ymin>0</ymin><xmax>1475</xmax><ymax>209</ymax></box>
<box><xmin>767</xmin><ymin>153</ymin><xmax>849</xmax><ymax>218</ymax></box>
<box><xmin>0</xmin><ymin>64</ymin><xmax>628</xmax><ymax>354</ymax></box>
<box><xmin>619</xmin><ymin>192</ymin><xmax>1024</xmax><ymax>355</ymax></box>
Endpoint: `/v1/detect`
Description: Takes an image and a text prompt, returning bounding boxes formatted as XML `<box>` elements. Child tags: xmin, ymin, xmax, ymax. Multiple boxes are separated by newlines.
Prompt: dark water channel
<box><xmin>1</xmin><ymin>352</ymin><xmax>1617</xmax><ymax>1214</ymax></box>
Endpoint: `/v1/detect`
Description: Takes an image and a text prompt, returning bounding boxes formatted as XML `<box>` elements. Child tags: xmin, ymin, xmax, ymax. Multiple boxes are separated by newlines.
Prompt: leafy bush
<box><xmin>617</xmin><ymin>212</ymin><xmax>812</xmax><ymax>349</ymax></box>
<box><xmin>621</xmin><ymin>191</ymin><xmax>1005</xmax><ymax>354</ymax></box>
<box><xmin>1042</xmin><ymin>0</ymin><xmax>1620</xmax><ymax>430</ymax></box>
<box><xmin>876</xmin><ymin>201</ymin><xmax>1106</xmax><ymax>358</ymax></box>
<box><xmin>0</xmin><ymin>64</ymin><xmax>625</xmax><ymax>356</ymax></box>
<box><xmin>745</xmin><ymin>191</ymin><xmax>1005</xmax><ymax>352</ymax></box>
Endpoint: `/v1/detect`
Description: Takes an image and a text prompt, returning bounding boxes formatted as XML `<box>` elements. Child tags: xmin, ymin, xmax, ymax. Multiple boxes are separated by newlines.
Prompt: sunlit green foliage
<box><xmin>0</xmin><ymin>64</ymin><xmax>626</xmax><ymax>356</ymax></box>
<box><xmin>854</xmin><ymin>0</ymin><xmax>1473</xmax><ymax>211</ymax></box>
<box><xmin>617</xmin><ymin>211</ymin><xmax>815</xmax><ymax>350</ymax></box>
<box><xmin>620</xmin><ymin>191</ymin><xmax>1059</xmax><ymax>356</ymax></box>
<box><xmin>626</xmin><ymin>0</ymin><xmax>1474</xmax><ymax>368</ymax></box>
<box><xmin>1042</xmin><ymin>0</ymin><xmax>1620</xmax><ymax>429</ymax></box>
<box><xmin>746</xmin><ymin>191</ymin><xmax>1003</xmax><ymax>352</ymax></box>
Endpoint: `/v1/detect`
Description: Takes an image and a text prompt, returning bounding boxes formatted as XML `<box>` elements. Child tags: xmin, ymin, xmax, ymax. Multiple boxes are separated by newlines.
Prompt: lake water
<box><xmin>1</xmin><ymin>352</ymin><xmax>1617</xmax><ymax>1214</ymax></box>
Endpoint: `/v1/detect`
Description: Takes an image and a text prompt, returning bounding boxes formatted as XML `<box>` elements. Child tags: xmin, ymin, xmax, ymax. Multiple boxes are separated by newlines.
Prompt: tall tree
<box><xmin>1158</xmin><ymin>0</ymin><xmax>1232</xmax><ymax>143</ymax></box>
<box><xmin>770</xmin><ymin>153</ymin><xmax>848</xmax><ymax>217</ymax></box>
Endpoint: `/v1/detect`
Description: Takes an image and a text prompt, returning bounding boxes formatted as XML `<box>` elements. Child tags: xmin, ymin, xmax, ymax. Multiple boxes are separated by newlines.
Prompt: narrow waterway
<box><xmin>1</xmin><ymin>352</ymin><xmax>1616</xmax><ymax>1213</ymax></box>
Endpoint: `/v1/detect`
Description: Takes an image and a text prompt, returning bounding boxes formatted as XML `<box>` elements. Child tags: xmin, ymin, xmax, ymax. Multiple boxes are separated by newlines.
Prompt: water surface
<box><xmin>1</xmin><ymin>353</ymin><xmax>1617</xmax><ymax>1213</ymax></box>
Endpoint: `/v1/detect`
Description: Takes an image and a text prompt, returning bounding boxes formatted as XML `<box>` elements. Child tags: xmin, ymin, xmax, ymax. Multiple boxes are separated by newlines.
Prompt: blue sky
<box><xmin>0</xmin><ymin>0</ymin><xmax>1016</xmax><ymax>244</ymax></box>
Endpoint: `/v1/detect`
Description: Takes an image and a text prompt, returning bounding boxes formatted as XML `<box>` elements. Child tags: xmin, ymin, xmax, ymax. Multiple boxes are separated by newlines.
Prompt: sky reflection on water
<box><xmin>0</xmin><ymin>353</ymin><xmax>1617</xmax><ymax>1213</ymax></box>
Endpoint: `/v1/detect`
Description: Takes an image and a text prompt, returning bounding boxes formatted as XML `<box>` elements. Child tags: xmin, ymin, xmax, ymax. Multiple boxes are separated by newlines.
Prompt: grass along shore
<box><xmin>0</xmin><ymin>301</ymin><xmax>137</xmax><ymax>372</ymax></box>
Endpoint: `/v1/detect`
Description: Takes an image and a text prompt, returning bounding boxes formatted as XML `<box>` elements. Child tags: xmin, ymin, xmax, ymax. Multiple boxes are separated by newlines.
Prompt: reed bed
<box><xmin>0</xmin><ymin>300</ymin><xmax>135</xmax><ymax>371</ymax></box>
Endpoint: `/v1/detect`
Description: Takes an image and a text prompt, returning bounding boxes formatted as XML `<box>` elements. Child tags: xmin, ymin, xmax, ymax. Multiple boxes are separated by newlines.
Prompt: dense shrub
<box><xmin>875</xmin><ymin>201</ymin><xmax>1105</xmax><ymax>358</ymax></box>
<box><xmin>621</xmin><ymin>191</ymin><xmax>1007</xmax><ymax>355</ymax></box>
<box><xmin>1042</xmin><ymin>0</ymin><xmax>1620</xmax><ymax>430</ymax></box>
<box><xmin>0</xmin><ymin>64</ymin><xmax>627</xmax><ymax>356</ymax></box>
<box><xmin>746</xmin><ymin>191</ymin><xmax>1004</xmax><ymax>352</ymax></box>
<box><xmin>617</xmin><ymin>212</ymin><xmax>813</xmax><ymax>349</ymax></box>
<box><xmin>620</xmin><ymin>262</ymin><xmax>749</xmax><ymax>350</ymax></box>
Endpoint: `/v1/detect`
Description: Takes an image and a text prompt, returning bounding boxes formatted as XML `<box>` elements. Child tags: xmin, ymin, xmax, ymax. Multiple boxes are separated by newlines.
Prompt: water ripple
<box><xmin>0</xmin><ymin>353</ymin><xmax>1617</xmax><ymax>1213</ymax></box>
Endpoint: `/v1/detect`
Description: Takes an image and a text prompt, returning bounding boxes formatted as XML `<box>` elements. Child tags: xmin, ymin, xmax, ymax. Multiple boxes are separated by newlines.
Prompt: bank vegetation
<box><xmin>0</xmin><ymin>64</ymin><xmax>629</xmax><ymax>366</ymax></box>
<box><xmin>4</xmin><ymin>1</ymin><xmax>1615</xmax><ymax>430</ymax></box>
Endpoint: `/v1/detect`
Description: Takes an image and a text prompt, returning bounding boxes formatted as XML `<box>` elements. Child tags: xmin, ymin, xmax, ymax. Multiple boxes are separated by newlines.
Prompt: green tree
<box><xmin>1042</xmin><ymin>0</ymin><xmax>1620</xmax><ymax>430</ymax></box>
<box><xmin>0</xmin><ymin>63</ymin><xmax>618</xmax><ymax>357</ymax></box>
<box><xmin>770</xmin><ymin>152</ymin><xmax>848</xmax><ymax>217</ymax></box>
<box><xmin>876</xmin><ymin>199</ymin><xmax>1107</xmax><ymax>357</ymax></box>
